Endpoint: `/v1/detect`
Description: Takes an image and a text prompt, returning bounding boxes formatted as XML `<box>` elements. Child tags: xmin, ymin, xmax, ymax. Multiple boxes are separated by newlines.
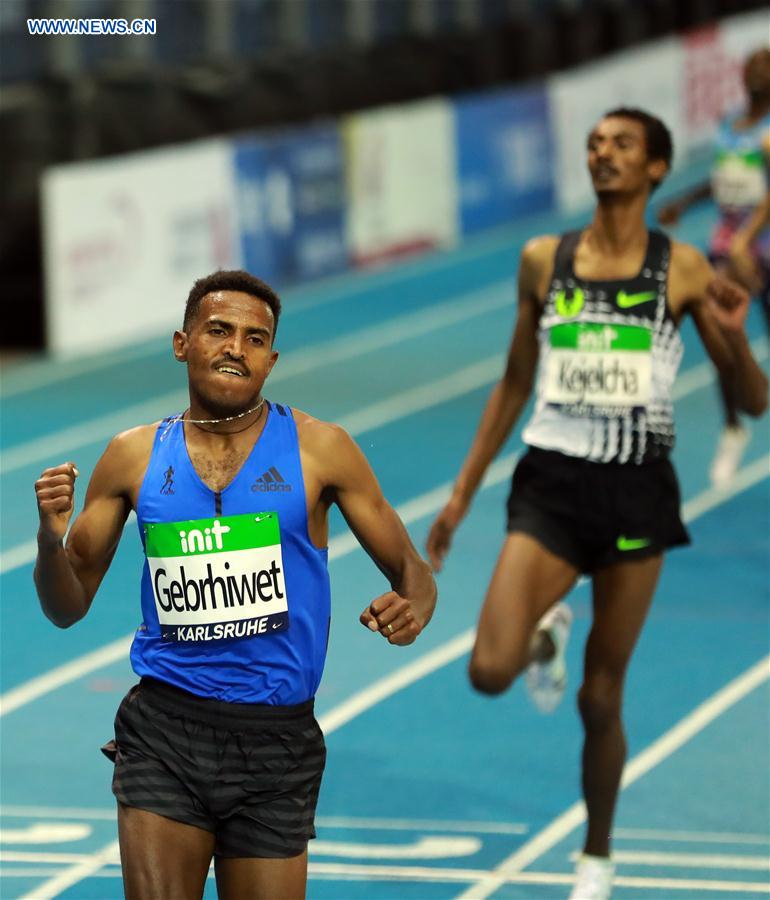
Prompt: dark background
<box><xmin>1</xmin><ymin>0</ymin><xmax>766</xmax><ymax>349</ymax></box>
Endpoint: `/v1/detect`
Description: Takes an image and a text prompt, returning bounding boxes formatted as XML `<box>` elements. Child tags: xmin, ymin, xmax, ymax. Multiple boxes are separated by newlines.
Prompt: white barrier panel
<box><xmin>344</xmin><ymin>98</ymin><xmax>458</xmax><ymax>266</ymax></box>
<box><xmin>43</xmin><ymin>139</ymin><xmax>240</xmax><ymax>356</ymax></box>
<box><xmin>548</xmin><ymin>10</ymin><xmax>769</xmax><ymax>215</ymax></box>
<box><xmin>548</xmin><ymin>37</ymin><xmax>686</xmax><ymax>214</ymax></box>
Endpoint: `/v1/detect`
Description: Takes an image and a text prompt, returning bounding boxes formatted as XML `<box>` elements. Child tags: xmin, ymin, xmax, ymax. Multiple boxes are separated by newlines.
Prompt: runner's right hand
<box><xmin>426</xmin><ymin>496</ymin><xmax>468</xmax><ymax>572</ymax></box>
<box><xmin>35</xmin><ymin>463</ymin><xmax>79</xmax><ymax>543</ymax></box>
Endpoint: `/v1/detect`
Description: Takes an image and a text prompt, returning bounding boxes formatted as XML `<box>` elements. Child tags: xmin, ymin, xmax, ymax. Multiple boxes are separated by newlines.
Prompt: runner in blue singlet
<box><xmin>34</xmin><ymin>270</ymin><xmax>437</xmax><ymax>899</ymax></box>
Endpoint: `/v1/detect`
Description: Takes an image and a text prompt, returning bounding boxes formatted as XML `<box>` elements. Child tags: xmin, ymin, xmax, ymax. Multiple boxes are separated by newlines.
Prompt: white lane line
<box><xmin>0</xmin><ymin>807</ymin><xmax>117</xmax><ymax>822</ymax></box>
<box><xmin>0</xmin><ymin>360</ymin><xmax>507</xmax><ymax>576</ymax></box>
<box><xmin>337</xmin><ymin>355</ymin><xmax>503</xmax><ymax>435</ymax></box>
<box><xmin>308</xmin><ymin>863</ymin><xmax>770</xmax><ymax>893</ymax></box>
<box><xmin>457</xmin><ymin>653</ymin><xmax>770</xmax><ymax>900</ymax></box>
<box><xmin>319</xmin><ymin>631</ymin><xmax>475</xmax><ymax>735</ymax></box>
<box><xmin>614</xmin><ymin>827</ymin><xmax>770</xmax><ymax>845</ymax></box>
<box><xmin>569</xmin><ymin>849</ymin><xmax>770</xmax><ymax>870</ymax></box>
<box><xmin>0</xmin><ymin>540</ymin><xmax>39</xmax><ymax>576</ymax></box>
<box><xmin>682</xmin><ymin>454</ymin><xmax>770</xmax><ymax>521</ymax></box>
<box><xmin>316</xmin><ymin>817</ymin><xmax>528</xmax><ymax>836</ymax></box>
<box><xmin>17</xmin><ymin>840</ymin><xmax>120</xmax><ymax>900</ymax></box>
<box><xmin>0</xmin><ymin>636</ymin><xmax>134</xmax><ymax>717</ymax></box>
<box><xmin>0</xmin><ymin>283</ymin><xmax>512</xmax><ymax>476</ymax></box>
<box><xmin>312</xmin><ymin>836</ymin><xmax>482</xmax><ymax>859</ymax></box>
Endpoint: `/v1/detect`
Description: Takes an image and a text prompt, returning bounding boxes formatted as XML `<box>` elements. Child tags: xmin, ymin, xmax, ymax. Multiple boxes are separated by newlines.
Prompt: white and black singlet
<box><xmin>522</xmin><ymin>229</ymin><xmax>683</xmax><ymax>465</ymax></box>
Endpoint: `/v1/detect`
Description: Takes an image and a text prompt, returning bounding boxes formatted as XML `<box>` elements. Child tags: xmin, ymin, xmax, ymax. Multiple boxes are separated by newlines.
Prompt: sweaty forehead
<box><xmin>199</xmin><ymin>291</ymin><xmax>275</xmax><ymax>328</ymax></box>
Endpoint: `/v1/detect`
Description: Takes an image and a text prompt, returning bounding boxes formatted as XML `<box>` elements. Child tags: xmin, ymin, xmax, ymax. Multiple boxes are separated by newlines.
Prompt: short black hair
<box><xmin>602</xmin><ymin>107</ymin><xmax>673</xmax><ymax>190</ymax></box>
<box><xmin>184</xmin><ymin>270</ymin><xmax>282</xmax><ymax>340</ymax></box>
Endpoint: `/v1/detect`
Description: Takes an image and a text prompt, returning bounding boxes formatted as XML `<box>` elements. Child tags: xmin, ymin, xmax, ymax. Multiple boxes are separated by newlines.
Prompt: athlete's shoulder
<box><xmin>520</xmin><ymin>234</ymin><xmax>560</xmax><ymax>269</ymax></box>
<box><xmin>670</xmin><ymin>240</ymin><xmax>709</xmax><ymax>274</ymax></box>
<box><xmin>292</xmin><ymin>408</ymin><xmax>350</xmax><ymax>452</ymax></box>
<box><xmin>519</xmin><ymin>234</ymin><xmax>560</xmax><ymax>298</ymax></box>
<box><xmin>105</xmin><ymin>422</ymin><xmax>156</xmax><ymax>454</ymax></box>
<box><xmin>103</xmin><ymin>423</ymin><xmax>157</xmax><ymax>471</ymax></box>
<box><xmin>668</xmin><ymin>241</ymin><xmax>712</xmax><ymax>311</ymax></box>
<box><xmin>88</xmin><ymin>423</ymin><xmax>157</xmax><ymax>496</ymax></box>
<box><xmin>293</xmin><ymin>409</ymin><xmax>364</xmax><ymax>488</ymax></box>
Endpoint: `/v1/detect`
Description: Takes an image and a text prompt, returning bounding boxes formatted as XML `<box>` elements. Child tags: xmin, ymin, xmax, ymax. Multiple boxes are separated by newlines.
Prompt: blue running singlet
<box><xmin>130</xmin><ymin>402</ymin><xmax>331</xmax><ymax>704</ymax></box>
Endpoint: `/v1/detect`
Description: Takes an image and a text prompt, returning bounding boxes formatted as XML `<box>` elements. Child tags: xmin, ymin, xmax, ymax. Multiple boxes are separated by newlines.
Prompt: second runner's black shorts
<box><xmin>506</xmin><ymin>446</ymin><xmax>690</xmax><ymax>573</ymax></box>
<box><xmin>102</xmin><ymin>677</ymin><xmax>326</xmax><ymax>858</ymax></box>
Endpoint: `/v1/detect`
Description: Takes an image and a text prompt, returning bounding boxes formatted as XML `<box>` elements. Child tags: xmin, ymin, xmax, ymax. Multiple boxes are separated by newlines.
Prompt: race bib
<box><xmin>144</xmin><ymin>512</ymin><xmax>289</xmax><ymax>643</ymax></box>
<box><xmin>711</xmin><ymin>150</ymin><xmax>767</xmax><ymax>209</ymax></box>
<box><xmin>544</xmin><ymin>323</ymin><xmax>651</xmax><ymax>412</ymax></box>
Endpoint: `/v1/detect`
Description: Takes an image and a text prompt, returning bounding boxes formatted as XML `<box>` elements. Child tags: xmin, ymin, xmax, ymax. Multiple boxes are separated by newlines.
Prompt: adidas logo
<box><xmin>251</xmin><ymin>467</ymin><xmax>292</xmax><ymax>493</ymax></box>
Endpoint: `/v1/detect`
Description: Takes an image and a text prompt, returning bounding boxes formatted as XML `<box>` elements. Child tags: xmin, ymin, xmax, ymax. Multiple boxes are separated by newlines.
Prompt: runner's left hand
<box><xmin>360</xmin><ymin>590</ymin><xmax>421</xmax><ymax>645</ymax></box>
<box><xmin>707</xmin><ymin>275</ymin><xmax>750</xmax><ymax>333</ymax></box>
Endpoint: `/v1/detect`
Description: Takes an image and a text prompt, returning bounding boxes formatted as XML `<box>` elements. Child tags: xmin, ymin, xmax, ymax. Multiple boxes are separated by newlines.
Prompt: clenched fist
<box><xmin>35</xmin><ymin>463</ymin><xmax>79</xmax><ymax>543</ymax></box>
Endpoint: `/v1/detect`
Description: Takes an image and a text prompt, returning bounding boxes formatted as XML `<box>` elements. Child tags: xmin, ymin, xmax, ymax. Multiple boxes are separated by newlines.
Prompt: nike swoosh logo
<box><xmin>616</xmin><ymin>536</ymin><xmax>652</xmax><ymax>551</ymax></box>
<box><xmin>616</xmin><ymin>290</ymin><xmax>657</xmax><ymax>308</ymax></box>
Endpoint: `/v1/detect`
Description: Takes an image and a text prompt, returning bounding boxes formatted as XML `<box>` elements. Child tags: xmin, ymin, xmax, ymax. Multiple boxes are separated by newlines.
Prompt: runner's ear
<box><xmin>172</xmin><ymin>330</ymin><xmax>188</xmax><ymax>362</ymax></box>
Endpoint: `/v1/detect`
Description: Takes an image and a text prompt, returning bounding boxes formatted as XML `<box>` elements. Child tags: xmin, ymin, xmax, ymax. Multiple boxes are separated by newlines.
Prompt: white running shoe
<box><xmin>526</xmin><ymin>602</ymin><xmax>573</xmax><ymax>713</ymax></box>
<box><xmin>569</xmin><ymin>854</ymin><xmax>615</xmax><ymax>900</ymax></box>
<box><xmin>710</xmin><ymin>424</ymin><xmax>750</xmax><ymax>489</ymax></box>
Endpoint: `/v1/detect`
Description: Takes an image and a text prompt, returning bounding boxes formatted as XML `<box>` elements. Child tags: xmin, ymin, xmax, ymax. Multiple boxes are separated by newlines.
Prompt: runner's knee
<box><xmin>468</xmin><ymin>651</ymin><xmax>520</xmax><ymax>695</ymax></box>
<box><xmin>577</xmin><ymin>677</ymin><xmax>623</xmax><ymax>732</ymax></box>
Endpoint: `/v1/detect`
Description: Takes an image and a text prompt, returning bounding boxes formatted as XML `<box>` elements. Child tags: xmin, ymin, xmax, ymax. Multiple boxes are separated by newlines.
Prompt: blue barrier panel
<box><xmin>233</xmin><ymin>123</ymin><xmax>348</xmax><ymax>285</ymax></box>
<box><xmin>455</xmin><ymin>84</ymin><xmax>555</xmax><ymax>236</ymax></box>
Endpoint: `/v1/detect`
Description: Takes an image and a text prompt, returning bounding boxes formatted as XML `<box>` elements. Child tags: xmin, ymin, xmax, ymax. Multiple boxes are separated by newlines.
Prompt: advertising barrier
<box><xmin>344</xmin><ymin>98</ymin><xmax>458</xmax><ymax>266</ymax></box>
<box><xmin>233</xmin><ymin>123</ymin><xmax>347</xmax><ymax>286</ymax></box>
<box><xmin>42</xmin><ymin>139</ymin><xmax>240</xmax><ymax>356</ymax></box>
<box><xmin>683</xmin><ymin>10</ymin><xmax>769</xmax><ymax>153</ymax></box>
<box><xmin>42</xmin><ymin>10</ymin><xmax>765</xmax><ymax>353</ymax></box>
<box><xmin>454</xmin><ymin>84</ymin><xmax>555</xmax><ymax>236</ymax></box>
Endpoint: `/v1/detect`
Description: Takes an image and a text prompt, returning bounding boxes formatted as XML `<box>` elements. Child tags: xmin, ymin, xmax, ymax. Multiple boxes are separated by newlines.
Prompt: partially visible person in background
<box><xmin>659</xmin><ymin>47</ymin><xmax>770</xmax><ymax>488</ymax></box>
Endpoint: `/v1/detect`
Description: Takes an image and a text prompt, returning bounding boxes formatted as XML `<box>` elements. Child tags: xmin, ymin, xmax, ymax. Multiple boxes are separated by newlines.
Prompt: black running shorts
<box><xmin>506</xmin><ymin>447</ymin><xmax>690</xmax><ymax>573</ymax></box>
<box><xmin>102</xmin><ymin>678</ymin><xmax>326</xmax><ymax>858</ymax></box>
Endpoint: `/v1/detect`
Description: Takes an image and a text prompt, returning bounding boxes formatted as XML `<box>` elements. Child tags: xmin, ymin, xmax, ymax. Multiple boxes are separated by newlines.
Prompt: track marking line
<box><xmin>570</xmin><ymin>849</ymin><xmax>770</xmax><ymax>870</ymax></box>
<box><xmin>5</xmin><ymin>858</ymin><xmax>770</xmax><ymax>893</ymax></box>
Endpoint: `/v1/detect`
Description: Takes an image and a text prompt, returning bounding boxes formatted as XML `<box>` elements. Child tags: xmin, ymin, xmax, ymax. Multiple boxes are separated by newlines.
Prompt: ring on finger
<box><xmin>386</xmin><ymin>623</ymin><xmax>394</xmax><ymax>634</ymax></box>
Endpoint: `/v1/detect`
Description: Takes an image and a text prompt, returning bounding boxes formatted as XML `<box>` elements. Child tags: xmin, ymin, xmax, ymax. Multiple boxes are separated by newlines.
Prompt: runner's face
<box><xmin>587</xmin><ymin>117</ymin><xmax>663</xmax><ymax>197</ymax></box>
<box><xmin>744</xmin><ymin>50</ymin><xmax>770</xmax><ymax>101</ymax></box>
<box><xmin>174</xmin><ymin>291</ymin><xmax>278</xmax><ymax>416</ymax></box>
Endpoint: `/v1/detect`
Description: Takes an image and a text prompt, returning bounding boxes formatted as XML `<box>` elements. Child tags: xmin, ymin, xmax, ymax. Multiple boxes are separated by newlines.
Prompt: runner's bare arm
<box><xmin>307</xmin><ymin>422</ymin><xmax>436</xmax><ymax>645</ymax></box>
<box><xmin>426</xmin><ymin>235</ymin><xmax>556</xmax><ymax>571</ymax></box>
<box><xmin>729</xmin><ymin>190</ymin><xmax>770</xmax><ymax>294</ymax></box>
<box><xmin>34</xmin><ymin>427</ymin><xmax>153</xmax><ymax>627</ymax></box>
<box><xmin>670</xmin><ymin>243</ymin><xmax>768</xmax><ymax>417</ymax></box>
<box><xmin>656</xmin><ymin>181</ymin><xmax>712</xmax><ymax>226</ymax></box>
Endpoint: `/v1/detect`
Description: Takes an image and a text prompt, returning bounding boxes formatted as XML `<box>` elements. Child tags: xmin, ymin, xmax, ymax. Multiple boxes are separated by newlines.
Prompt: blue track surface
<box><xmin>1</xmin><ymin>185</ymin><xmax>768</xmax><ymax>899</ymax></box>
